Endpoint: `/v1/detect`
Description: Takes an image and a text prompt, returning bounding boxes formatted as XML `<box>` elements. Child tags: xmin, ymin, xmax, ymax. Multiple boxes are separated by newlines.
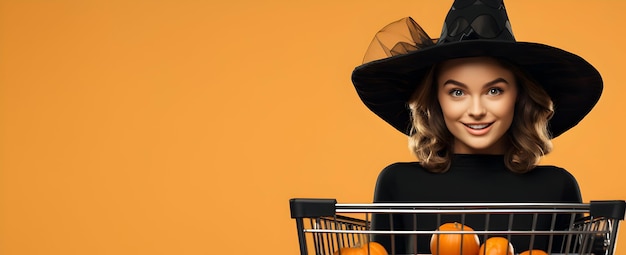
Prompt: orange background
<box><xmin>1</xmin><ymin>0</ymin><xmax>625</xmax><ymax>254</ymax></box>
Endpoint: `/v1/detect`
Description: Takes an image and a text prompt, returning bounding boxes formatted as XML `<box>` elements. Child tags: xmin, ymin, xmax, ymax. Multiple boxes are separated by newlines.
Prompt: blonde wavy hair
<box><xmin>408</xmin><ymin>58</ymin><xmax>554</xmax><ymax>173</ymax></box>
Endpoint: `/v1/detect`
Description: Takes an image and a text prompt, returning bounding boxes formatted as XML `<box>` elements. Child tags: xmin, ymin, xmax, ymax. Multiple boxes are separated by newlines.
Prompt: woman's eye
<box><xmin>487</xmin><ymin>88</ymin><xmax>503</xmax><ymax>95</ymax></box>
<box><xmin>450</xmin><ymin>89</ymin><xmax>464</xmax><ymax>97</ymax></box>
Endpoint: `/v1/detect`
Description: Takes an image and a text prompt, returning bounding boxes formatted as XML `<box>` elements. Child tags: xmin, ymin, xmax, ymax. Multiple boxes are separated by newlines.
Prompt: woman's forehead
<box><xmin>436</xmin><ymin>57</ymin><xmax>516</xmax><ymax>85</ymax></box>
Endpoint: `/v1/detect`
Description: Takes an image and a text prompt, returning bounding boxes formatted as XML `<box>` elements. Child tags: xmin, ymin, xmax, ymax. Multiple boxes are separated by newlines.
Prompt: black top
<box><xmin>372</xmin><ymin>154</ymin><xmax>582</xmax><ymax>254</ymax></box>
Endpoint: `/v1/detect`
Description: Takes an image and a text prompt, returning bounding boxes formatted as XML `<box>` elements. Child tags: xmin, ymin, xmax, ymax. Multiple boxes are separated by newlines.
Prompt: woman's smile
<box><xmin>463</xmin><ymin>122</ymin><xmax>494</xmax><ymax>135</ymax></box>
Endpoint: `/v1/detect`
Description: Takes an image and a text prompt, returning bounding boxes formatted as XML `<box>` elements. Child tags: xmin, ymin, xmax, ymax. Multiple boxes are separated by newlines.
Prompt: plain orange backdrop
<box><xmin>1</xmin><ymin>0</ymin><xmax>625</xmax><ymax>254</ymax></box>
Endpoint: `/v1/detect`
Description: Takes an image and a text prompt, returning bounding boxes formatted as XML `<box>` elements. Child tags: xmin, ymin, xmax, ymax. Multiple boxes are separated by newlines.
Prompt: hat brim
<box><xmin>351</xmin><ymin>40</ymin><xmax>603</xmax><ymax>138</ymax></box>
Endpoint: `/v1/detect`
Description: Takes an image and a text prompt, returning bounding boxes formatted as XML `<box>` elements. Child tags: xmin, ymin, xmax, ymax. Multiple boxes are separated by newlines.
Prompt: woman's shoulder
<box><xmin>530</xmin><ymin>165</ymin><xmax>582</xmax><ymax>202</ymax></box>
<box><xmin>384</xmin><ymin>161</ymin><xmax>423</xmax><ymax>168</ymax></box>
<box><xmin>379</xmin><ymin>161</ymin><xmax>426</xmax><ymax>174</ymax></box>
<box><xmin>375</xmin><ymin>161</ymin><xmax>433</xmax><ymax>184</ymax></box>
<box><xmin>532</xmin><ymin>165</ymin><xmax>575</xmax><ymax>177</ymax></box>
<box><xmin>529</xmin><ymin>165</ymin><xmax>580</xmax><ymax>189</ymax></box>
<box><xmin>373</xmin><ymin>161</ymin><xmax>435</xmax><ymax>202</ymax></box>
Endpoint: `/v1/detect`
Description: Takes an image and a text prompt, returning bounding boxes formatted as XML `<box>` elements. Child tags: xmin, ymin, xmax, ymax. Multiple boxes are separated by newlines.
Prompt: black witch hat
<box><xmin>351</xmin><ymin>0</ymin><xmax>602</xmax><ymax>138</ymax></box>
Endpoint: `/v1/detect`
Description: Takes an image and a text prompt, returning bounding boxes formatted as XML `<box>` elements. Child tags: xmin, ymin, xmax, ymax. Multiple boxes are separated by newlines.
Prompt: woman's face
<box><xmin>437</xmin><ymin>57</ymin><xmax>518</xmax><ymax>154</ymax></box>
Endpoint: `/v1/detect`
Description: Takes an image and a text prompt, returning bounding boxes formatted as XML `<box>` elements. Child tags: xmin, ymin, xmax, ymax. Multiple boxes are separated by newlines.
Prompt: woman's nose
<box><xmin>468</xmin><ymin>97</ymin><xmax>487</xmax><ymax>118</ymax></box>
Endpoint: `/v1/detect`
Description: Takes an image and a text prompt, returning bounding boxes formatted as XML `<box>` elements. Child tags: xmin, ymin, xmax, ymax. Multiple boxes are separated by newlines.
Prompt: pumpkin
<box><xmin>478</xmin><ymin>237</ymin><xmax>514</xmax><ymax>255</ymax></box>
<box><xmin>332</xmin><ymin>241</ymin><xmax>388</xmax><ymax>255</ymax></box>
<box><xmin>430</xmin><ymin>222</ymin><xmax>480</xmax><ymax>255</ymax></box>
<box><xmin>519</xmin><ymin>250</ymin><xmax>548</xmax><ymax>255</ymax></box>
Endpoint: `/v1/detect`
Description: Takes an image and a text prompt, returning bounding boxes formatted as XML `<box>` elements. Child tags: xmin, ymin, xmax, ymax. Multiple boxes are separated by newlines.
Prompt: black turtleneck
<box><xmin>371</xmin><ymin>154</ymin><xmax>582</xmax><ymax>254</ymax></box>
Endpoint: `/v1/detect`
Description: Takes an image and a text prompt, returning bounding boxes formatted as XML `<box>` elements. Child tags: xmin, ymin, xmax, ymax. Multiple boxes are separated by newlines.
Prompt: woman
<box><xmin>350</xmin><ymin>0</ymin><xmax>603</xmax><ymax>254</ymax></box>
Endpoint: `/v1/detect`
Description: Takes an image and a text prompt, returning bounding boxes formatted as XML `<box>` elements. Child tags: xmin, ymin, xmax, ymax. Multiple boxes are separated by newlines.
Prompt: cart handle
<box><xmin>290</xmin><ymin>198</ymin><xmax>337</xmax><ymax>218</ymax></box>
<box><xmin>590</xmin><ymin>200</ymin><xmax>626</xmax><ymax>220</ymax></box>
<box><xmin>289</xmin><ymin>199</ymin><xmax>626</xmax><ymax>220</ymax></box>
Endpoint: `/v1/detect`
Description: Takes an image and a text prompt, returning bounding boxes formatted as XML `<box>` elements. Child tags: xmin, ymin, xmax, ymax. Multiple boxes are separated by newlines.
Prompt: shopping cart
<box><xmin>289</xmin><ymin>198</ymin><xmax>626</xmax><ymax>255</ymax></box>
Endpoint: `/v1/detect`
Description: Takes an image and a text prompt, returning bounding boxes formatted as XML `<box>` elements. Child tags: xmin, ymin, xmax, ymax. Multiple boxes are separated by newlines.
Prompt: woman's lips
<box><xmin>463</xmin><ymin>122</ymin><xmax>494</xmax><ymax>135</ymax></box>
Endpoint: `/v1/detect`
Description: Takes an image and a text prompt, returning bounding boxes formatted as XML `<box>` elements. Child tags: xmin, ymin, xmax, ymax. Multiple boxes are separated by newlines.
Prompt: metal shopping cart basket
<box><xmin>290</xmin><ymin>198</ymin><xmax>626</xmax><ymax>255</ymax></box>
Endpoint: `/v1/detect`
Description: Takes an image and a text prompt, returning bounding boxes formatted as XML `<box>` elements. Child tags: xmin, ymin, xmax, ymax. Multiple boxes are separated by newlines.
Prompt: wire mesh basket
<box><xmin>289</xmin><ymin>199</ymin><xmax>626</xmax><ymax>255</ymax></box>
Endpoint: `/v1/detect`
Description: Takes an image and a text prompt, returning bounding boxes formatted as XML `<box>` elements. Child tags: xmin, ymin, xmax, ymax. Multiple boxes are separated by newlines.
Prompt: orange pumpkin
<box><xmin>478</xmin><ymin>237</ymin><xmax>514</xmax><ymax>255</ymax></box>
<box><xmin>519</xmin><ymin>250</ymin><xmax>548</xmax><ymax>255</ymax></box>
<box><xmin>430</xmin><ymin>222</ymin><xmax>480</xmax><ymax>255</ymax></box>
<box><xmin>333</xmin><ymin>241</ymin><xmax>388</xmax><ymax>255</ymax></box>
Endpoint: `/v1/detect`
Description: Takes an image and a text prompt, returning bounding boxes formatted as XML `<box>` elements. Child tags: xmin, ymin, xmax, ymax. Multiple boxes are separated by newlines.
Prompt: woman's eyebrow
<box><xmin>442</xmin><ymin>78</ymin><xmax>509</xmax><ymax>88</ymax></box>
